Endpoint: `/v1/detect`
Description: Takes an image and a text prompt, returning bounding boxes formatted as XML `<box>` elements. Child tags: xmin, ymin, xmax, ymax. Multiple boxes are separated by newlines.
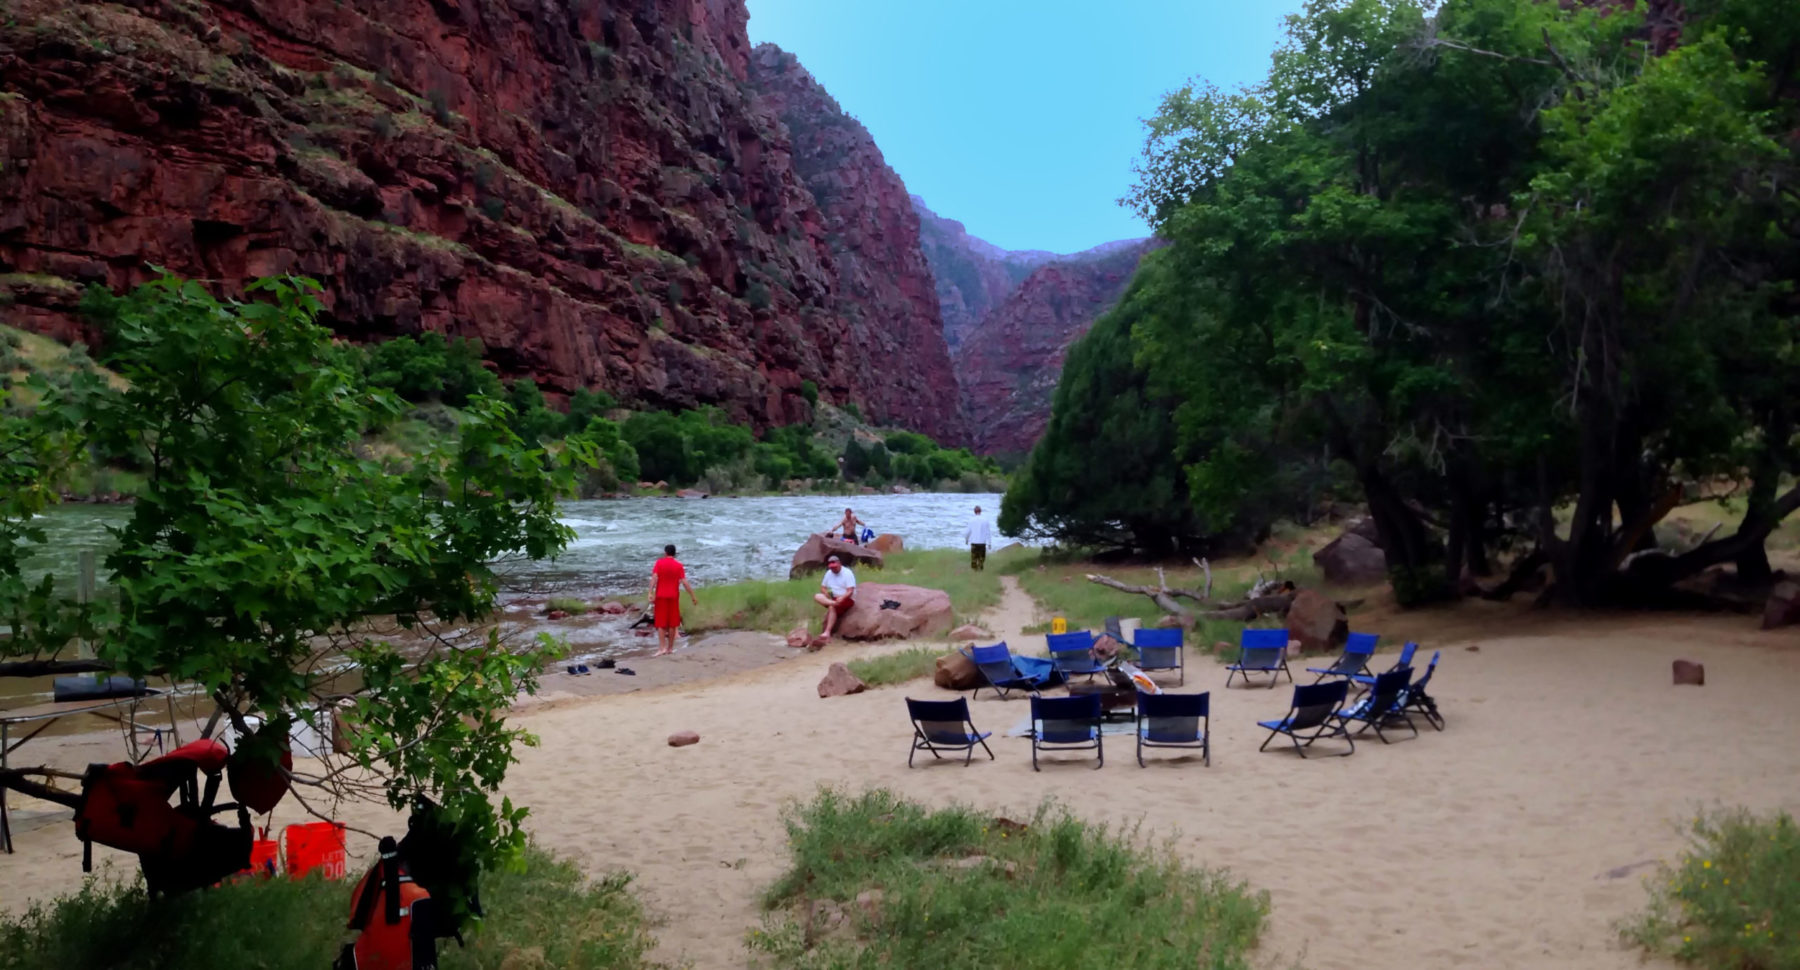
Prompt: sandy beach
<box><xmin>4</xmin><ymin>578</ymin><xmax>1799</xmax><ymax>970</ymax></box>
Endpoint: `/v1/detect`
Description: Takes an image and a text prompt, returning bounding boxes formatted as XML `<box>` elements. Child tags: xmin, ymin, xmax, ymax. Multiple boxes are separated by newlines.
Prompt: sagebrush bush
<box><xmin>750</xmin><ymin>789</ymin><xmax>1268</xmax><ymax>970</ymax></box>
<box><xmin>1627</xmin><ymin>809</ymin><xmax>1800</xmax><ymax>970</ymax></box>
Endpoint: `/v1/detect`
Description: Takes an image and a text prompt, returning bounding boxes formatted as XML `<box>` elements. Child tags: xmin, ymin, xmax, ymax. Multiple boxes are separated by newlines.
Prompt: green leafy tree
<box><xmin>564</xmin><ymin>387</ymin><xmax>618</xmax><ymax>437</ymax></box>
<box><xmin>0</xmin><ymin>276</ymin><xmax>596</xmax><ymax>874</ymax></box>
<box><xmin>623</xmin><ymin>411</ymin><xmax>694</xmax><ymax>484</ymax></box>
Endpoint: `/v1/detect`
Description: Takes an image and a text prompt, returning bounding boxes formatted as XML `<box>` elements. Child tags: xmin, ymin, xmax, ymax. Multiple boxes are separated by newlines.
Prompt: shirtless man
<box><xmin>813</xmin><ymin>555</ymin><xmax>856</xmax><ymax>643</ymax></box>
<box><xmin>826</xmin><ymin>507</ymin><xmax>867</xmax><ymax>544</ymax></box>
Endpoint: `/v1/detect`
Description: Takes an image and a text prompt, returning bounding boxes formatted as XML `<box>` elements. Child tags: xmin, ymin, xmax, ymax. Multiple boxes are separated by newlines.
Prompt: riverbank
<box><xmin>7</xmin><ymin>565</ymin><xmax>1800</xmax><ymax>968</ymax></box>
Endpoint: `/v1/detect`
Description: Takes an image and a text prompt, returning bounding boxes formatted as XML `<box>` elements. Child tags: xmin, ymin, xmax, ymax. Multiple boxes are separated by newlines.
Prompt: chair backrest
<box><xmin>1239</xmin><ymin>627</ymin><xmax>1288</xmax><ymax>667</ymax></box>
<box><xmin>1367</xmin><ymin>668</ymin><xmax>1412</xmax><ymax>713</ymax></box>
<box><xmin>1104</xmin><ymin>616</ymin><xmax>1124</xmax><ymax>641</ymax></box>
<box><xmin>1138</xmin><ymin>690</ymin><xmax>1208</xmax><ymax>743</ymax></box>
<box><xmin>967</xmin><ymin>643</ymin><xmax>1016</xmax><ymax>682</ymax></box>
<box><xmin>1133</xmin><ymin>627</ymin><xmax>1184</xmax><ymax>648</ymax></box>
<box><xmin>1321</xmin><ymin>632</ymin><xmax>1378</xmax><ymax>673</ymax></box>
<box><xmin>1413</xmin><ymin>650</ymin><xmax>1441</xmax><ymax>688</ymax></box>
<box><xmin>1045</xmin><ymin>630</ymin><xmax>1095</xmax><ymax>657</ymax></box>
<box><xmin>1388</xmin><ymin>641</ymin><xmax>1418</xmax><ymax>670</ymax></box>
<box><xmin>1031</xmin><ymin>693</ymin><xmax>1101</xmax><ymax>743</ymax></box>
<box><xmin>1288</xmin><ymin>681</ymin><xmax>1348</xmax><ymax>729</ymax></box>
<box><xmin>1345</xmin><ymin>632</ymin><xmax>1378</xmax><ymax>656</ymax></box>
<box><xmin>907</xmin><ymin>697</ymin><xmax>974</xmax><ymax>744</ymax></box>
<box><xmin>1137</xmin><ymin>690</ymin><xmax>1207</xmax><ymax>719</ymax></box>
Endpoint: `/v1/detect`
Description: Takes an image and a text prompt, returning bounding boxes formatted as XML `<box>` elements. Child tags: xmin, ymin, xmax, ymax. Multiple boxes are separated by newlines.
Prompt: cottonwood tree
<box><xmin>0</xmin><ymin>275</ymin><xmax>594</xmax><ymax>869</ymax></box>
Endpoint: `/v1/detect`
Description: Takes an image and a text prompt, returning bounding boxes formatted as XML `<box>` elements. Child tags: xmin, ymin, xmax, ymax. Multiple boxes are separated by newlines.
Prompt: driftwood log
<box><xmin>1085</xmin><ymin>559</ymin><xmax>1297</xmax><ymax>627</ymax></box>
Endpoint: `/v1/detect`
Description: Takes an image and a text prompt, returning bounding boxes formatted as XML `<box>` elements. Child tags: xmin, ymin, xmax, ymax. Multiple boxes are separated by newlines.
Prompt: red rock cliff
<box><xmin>0</xmin><ymin>0</ymin><xmax>958</xmax><ymax>437</ymax></box>
<box><xmin>911</xmin><ymin>196</ymin><xmax>1047</xmax><ymax>350</ymax></box>
<box><xmin>746</xmin><ymin>45</ymin><xmax>961</xmax><ymax>442</ymax></box>
<box><xmin>955</xmin><ymin>241</ymin><xmax>1155</xmax><ymax>456</ymax></box>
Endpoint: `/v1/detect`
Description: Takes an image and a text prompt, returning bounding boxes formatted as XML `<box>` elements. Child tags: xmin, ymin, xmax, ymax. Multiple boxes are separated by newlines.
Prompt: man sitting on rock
<box><xmin>813</xmin><ymin>554</ymin><xmax>857</xmax><ymax>645</ymax></box>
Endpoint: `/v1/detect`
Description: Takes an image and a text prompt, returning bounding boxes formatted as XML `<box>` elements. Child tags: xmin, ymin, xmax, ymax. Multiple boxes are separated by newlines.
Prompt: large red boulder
<box><xmin>1762</xmin><ymin>580</ymin><xmax>1800</xmax><ymax>630</ymax></box>
<box><xmin>834</xmin><ymin>583</ymin><xmax>953</xmax><ymax>640</ymax></box>
<box><xmin>934</xmin><ymin>651</ymin><xmax>982</xmax><ymax>690</ymax></box>
<box><xmin>790</xmin><ymin>534</ymin><xmax>884</xmax><ymax>579</ymax></box>
<box><xmin>869</xmin><ymin>534</ymin><xmax>905</xmax><ymax>554</ymax></box>
<box><xmin>818</xmin><ymin>662</ymin><xmax>868</xmax><ymax>698</ymax></box>
<box><xmin>1285</xmin><ymin>589</ymin><xmax>1348</xmax><ymax>654</ymax></box>
<box><xmin>1314</xmin><ymin>531</ymin><xmax>1388</xmax><ymax>586</ymax></box>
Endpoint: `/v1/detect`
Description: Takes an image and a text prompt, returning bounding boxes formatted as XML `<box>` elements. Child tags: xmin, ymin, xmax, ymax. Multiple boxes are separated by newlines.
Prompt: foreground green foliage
<box><xmin>0</xmin><ymin>847</ymin><xmax>659</xmax><ymax>970</ymax></box>
<box><xmin>1627</xmin><ymin>809</ymin><xmax>1800</xmax><ymax>970</ymax></box>
<box><xmin>844</xmin><ymin>646</ymin><xmax>941</xmax><ymax>687</ymax></box>
<box><xmin>1011</xmin><ymin>0</ymin><xmax>1800</xmax><ymax>605</ymax></box>
<box><xmin>750</xmin><ymin>789</ymin><xmax>1269</xmax><ymax>970</ymax></box>
<box><xmin>3</xmin><ymin>276</ymin><xmax>591</xmax><ymax>869</ymax></box>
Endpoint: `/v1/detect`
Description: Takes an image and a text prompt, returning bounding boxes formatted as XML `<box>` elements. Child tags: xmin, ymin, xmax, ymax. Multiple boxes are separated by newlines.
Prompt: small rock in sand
<box><xmin>818</xmin><ymin>662</ymin><xmax>867</xmax><ymax>698</ymax></box>
<box><xmin>786</xmin><ymin>626</ymin><xmax>812</xmax><ymax>648</ymax></box>
<box><xmin>599</xmin><ymin>601</ymin><xmax>628</xmax><ymax>615</ymax></box>
<box><xmin>546</xmin><ymin>609</ymin><xmax>569</xmax><ymax>620</ymax></box>
<box><xmin>667</xmin><ymin>730</ymin><xmax>700</xmax><ymax>747</ymax></box>
<box><xmin>949</xmin><ymin>624</ymin><xmax>991</xmax><ymax>641</ymax></box>
<box><xmin>1672</xmin><ymin>659</ymin><xmax>1705</xmax><ymax>686</ymax></box>
<box><xmin>1466</xmin><ymin>644</ymin><xmax>1481</xmax><ymax>652</ymax></box>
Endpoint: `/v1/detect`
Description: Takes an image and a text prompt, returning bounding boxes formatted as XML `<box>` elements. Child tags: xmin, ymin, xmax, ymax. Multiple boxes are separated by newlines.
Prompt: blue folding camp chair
<box><xmin>1046</xmin><ymin>631</ymin><xmax>1106</xmax><ymax>683</ymax></box>
<box><xmin>962</xmin><ymin>643</ymin><xmax>1039</xmax><ymax>700</ymax></box>
<box><xmin>1348</xmin><ymin>641</ymin><xmax>1418</xmax><ymax>691</ymax></box>
<box><xmin>1029</xmin><ymin>694</ymin><xmax>1103</xmax><ymax>771</ymax></box>
<box><xmin>1135</xmin><ymin>691</ymin><xmax>1209</xmax><ymax>767</ymax></box>
<box><xmin>1258</xmin><ymin>680</ymin><xmax>1354</xmax><ymax>758</ymax></box>
<box><xmin>1306</xmin><ymin>632</ymin><xmax>1378</xmax><ymax>683</ymax></box>
<box><xmin>905</xmin><ymin>698</ymin><xmax>994</xmax><ymax>767</ymax></box>
<box><xmin>1226</xmin><ymin>628</ymin><xmax>1291</xmax><ymax>688</ymax></box>
<box><xmin>1338</xmin><ymin>668</ymin><xmax>1418</xmax><ymax>744</ymax></box>
<box><xmin>1398</xmin><ymin>650</ymin><xmax>1444</xmax><ymax>730</ymax></box>
<box><xmin>1132</xmin><ymin>627</ymin><xmax>1185</xmax><ymax>685</ymax></box>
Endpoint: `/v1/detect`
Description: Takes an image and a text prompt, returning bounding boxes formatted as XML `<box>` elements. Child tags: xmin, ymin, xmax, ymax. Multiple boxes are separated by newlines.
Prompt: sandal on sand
<box><xmin>598</xmin><ymin>658</ymin><xmax>616</xmax><ymax>669</ymax></box>
<box><xmin>615</xmin><ymin>666</ymin><xmax>636</xmax><ymax>676</ymax></box>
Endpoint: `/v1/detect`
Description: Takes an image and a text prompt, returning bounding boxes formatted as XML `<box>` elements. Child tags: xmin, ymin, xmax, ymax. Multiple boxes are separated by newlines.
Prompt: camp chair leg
<box><xmin>975</xmin><ymin>735</ymin><xmax>995</xmax><ymax>762</ymax></box>
<box><xmin>1094</xmin><ymin>733</ymin><xmax>1103</xmax><ymax>770</ymax></box>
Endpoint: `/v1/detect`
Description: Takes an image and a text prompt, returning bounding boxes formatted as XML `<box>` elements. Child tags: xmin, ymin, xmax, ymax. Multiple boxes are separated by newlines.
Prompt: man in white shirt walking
<box><xmin>964</xmin><ymin>505</ymin><xmax>993</xmax><ymax>571</ymax></box>
<box><xmin>813</xmin><ymin>554</ymin><xmax>857</xmax><ymax>643</ymax></box>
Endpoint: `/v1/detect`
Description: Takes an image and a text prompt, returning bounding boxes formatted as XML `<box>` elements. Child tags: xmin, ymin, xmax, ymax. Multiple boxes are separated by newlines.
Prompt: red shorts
<box><xmin>653</xmin><ymin>596</ymin><xmax>682</xmax><ymax>629</ymax></box>
<box><xmin>827</xmin><ymin>594</ymin><xmax>854</xmax><ymax>613</ymax></box>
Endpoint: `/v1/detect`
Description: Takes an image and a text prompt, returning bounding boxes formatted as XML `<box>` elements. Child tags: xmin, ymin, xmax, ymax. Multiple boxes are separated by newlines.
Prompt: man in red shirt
<box><xmin>649</xmin><ymin>544</ymin><xmax>697</xmax><ymax>656</ymax></box>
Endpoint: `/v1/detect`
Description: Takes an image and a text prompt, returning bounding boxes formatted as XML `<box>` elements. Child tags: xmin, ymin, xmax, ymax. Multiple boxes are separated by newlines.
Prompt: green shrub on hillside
<box><xmin>362</xmin><ymin>332</ymin><xmax>505</xmax><ymax>407</ymax></box>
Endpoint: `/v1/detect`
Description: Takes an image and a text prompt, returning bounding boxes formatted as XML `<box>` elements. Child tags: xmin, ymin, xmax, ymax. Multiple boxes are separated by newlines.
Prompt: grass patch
<box><xmin>547</xmin><ymin>596</ymin><xmax>590</xmax><ymax>615</ymax></box>
<box><xmin>845</xmin><ymin>646</ymin><xmax>940</xmax><ymax>687</ymax></box>
<box><xmin>1625</xmin><ymin>808</ymin><xmax>1800</xmax><ymax>970</ymax></box>
<box><xmin>688</xmin><ymin>548</ymin><xmax>1007</xmax><ymax>636</ymax></box>
<box><xmin>749</xmin><ymin>789</ymin><xmax>1269</xmax><ymax>969</ymax></box>
<box><xmin>0</xmin><ymin>845</ymin><xmax>659</xmax><ymax>969</ymax></box>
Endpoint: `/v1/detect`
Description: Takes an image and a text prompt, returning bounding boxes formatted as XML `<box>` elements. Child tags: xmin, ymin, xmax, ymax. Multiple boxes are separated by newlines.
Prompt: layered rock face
<box><xmin>911</xmin><ymin>197</ymin><xmax>1047</xmax><ymax>350</ymax></box>
<box><xmin>0</xmin><ymin>0</ymin><xmax>961</xmax><ymax>439</ymax></box>
<box><xmin>953</xmin><ymin>241</ymin><xmax>1154</xmax><ymax>456</ymax></box>
<box><xmin>746</xmin><ymin>46</ymin><xmax>960</xmax><ymax>442</ymax></box>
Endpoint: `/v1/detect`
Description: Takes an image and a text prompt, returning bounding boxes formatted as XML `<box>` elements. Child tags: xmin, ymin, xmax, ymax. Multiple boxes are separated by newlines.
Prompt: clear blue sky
<box><xmin>746</xmin><ymin>0</ymin><xmax>1305</xmax><ymax>254</ymax></box>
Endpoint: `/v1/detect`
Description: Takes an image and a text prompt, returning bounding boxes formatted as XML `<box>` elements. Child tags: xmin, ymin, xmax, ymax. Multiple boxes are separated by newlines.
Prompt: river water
<box><xmin>7</xmin><ymin>492</ymin><xmax>1010</xmax><ymax>707</ymax></box>
<box><xmin>22</xmin><ymin>492</ymin><xmax>1009</xmax><ymax>599</ymax></box>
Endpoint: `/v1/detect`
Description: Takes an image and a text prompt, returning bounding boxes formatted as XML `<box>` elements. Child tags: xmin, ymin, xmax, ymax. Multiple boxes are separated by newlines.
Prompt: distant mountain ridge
<box><xmin>911</xmin><ymin>196</ymin><xmax>1153</xmax><ymax>455</ymax></box>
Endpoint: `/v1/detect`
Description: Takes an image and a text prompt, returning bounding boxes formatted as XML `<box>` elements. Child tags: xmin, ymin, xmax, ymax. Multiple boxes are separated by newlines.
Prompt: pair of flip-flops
<box><xmin>879</xmin><ymin>599</ymin><xmax>902</xmax><ymax>610</ymax></box>
<box><xmin>566</xmin><ymin>660</ymin><xmax>634</xmax><ymax>676</ymax></box>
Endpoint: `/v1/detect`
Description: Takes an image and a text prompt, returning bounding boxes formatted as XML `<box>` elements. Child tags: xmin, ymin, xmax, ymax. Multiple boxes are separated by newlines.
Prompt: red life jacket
<box><xmin>335</xmin><ymin>837</ymin><xmax>443</xmax><ymax>970</ymax></box>
<box><xmin>72</xmin><ymin>738</ymin><xmax>251</xmax><ymax>895</ymax></box>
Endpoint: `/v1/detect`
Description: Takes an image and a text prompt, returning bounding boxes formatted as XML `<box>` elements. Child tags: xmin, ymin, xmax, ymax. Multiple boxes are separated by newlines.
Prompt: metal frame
<box><xmin>1227</xmin><ymin>629</ymin><xmax>1292</xmax><ymax>689</ymax></box>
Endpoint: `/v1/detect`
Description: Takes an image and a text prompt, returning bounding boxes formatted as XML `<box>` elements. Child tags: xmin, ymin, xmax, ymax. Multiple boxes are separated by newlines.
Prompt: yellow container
<box><xmin>1050</xmin><ymin>617</ymin><xmax>1068</xmax><ymax>635</ymax></box>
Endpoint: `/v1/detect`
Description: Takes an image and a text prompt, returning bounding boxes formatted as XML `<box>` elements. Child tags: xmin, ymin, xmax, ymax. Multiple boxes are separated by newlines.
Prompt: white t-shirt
<box><xmin>965</xmin><ymin>516</ymin><xmax>993</xmax><ymax>545</ymax></box>
<box><xmin>822</xmin><ymin>566</ymin><xmax>856</xmax><ymax>599</ymax></box>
